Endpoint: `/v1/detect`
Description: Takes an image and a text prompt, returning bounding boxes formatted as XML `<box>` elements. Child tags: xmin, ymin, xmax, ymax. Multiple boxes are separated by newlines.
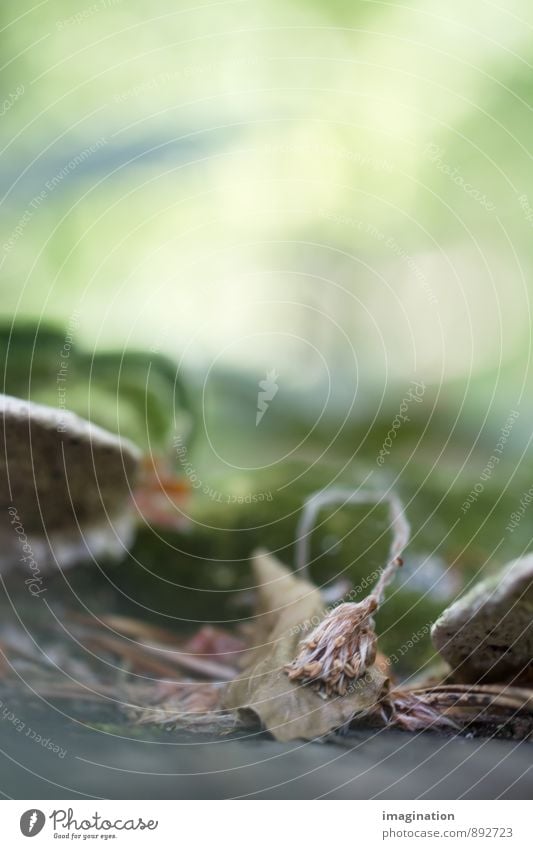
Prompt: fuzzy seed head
<box><xmin>285</xmin><ymin>598</ymin><xmax>378</xmax><ymax>698</ymax></box>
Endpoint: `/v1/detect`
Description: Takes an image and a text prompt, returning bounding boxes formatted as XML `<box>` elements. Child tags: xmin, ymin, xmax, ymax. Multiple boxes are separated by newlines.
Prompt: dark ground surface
<box><xmin>0</xmin><ymin>705</ymin><xmax>531</xmax><ymax>799</ymax></box>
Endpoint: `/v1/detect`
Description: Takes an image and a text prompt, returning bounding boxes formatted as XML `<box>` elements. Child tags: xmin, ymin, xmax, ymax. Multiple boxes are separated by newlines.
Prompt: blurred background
<box><xmin>2</xmin><ymin>0</ymin><xmax>533</xmax><ymax>655</ymax></box>
<box><xmin>1</xmin><ymin>0</ymin><xmax>531</xmax><ymax>384</ymax></box>
<box><xmin>1</xmin><ymin>0</ymin><xmax>533</xmax><ymax>799</ymax></box>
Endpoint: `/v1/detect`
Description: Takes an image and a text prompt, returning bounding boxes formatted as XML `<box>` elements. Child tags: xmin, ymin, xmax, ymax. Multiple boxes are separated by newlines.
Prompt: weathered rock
<box><xmin>0</xmin><ymin>393</ymin><xmax>141</xmax><ymax>573</ymax></box>
<box><xmin>431</xmin><ymin>555</ymin><xmax>533</xmax><ymax>684</ymax></box>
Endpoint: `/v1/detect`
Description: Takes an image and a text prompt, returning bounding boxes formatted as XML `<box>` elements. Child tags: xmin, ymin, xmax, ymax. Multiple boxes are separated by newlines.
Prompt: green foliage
<box><xmin>0</xmin><ymin>322</ymin><xmax>194</xmax><ymax>453</ymax></box>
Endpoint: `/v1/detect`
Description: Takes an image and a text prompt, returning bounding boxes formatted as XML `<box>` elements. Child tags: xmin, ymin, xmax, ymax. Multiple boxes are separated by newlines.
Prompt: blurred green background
<box><xmin>1</xmin><ymin>0</ymin><xmax>531</xmax><ymax>385</ymax></box>
<box><xmin>2</xmin><ymin>0</ymin><xmax>533</xmax><ymax>672</ymax></box>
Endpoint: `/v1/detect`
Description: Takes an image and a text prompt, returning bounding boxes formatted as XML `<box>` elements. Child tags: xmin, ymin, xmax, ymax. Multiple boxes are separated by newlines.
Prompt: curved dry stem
<box><xmin>294</xmin><ymin>486</ymin><xmax>410</xmax><ymax>581</ymax></box>
<box><xmin>286</xmin><ymin>487</ymin><xmax>410</xmax><ymax>698</ymax></box>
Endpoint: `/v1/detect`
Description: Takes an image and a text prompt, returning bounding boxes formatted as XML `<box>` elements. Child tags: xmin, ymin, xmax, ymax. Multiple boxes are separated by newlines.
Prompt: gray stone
<box><xmin>0</xmin><ymin>393</ymin><xmax>141</xmax><ymax>573</ymax></box>
<box><xmin>431</xmin><ymin>555</ymin><xmax>533</xmax><ymax>683</ymax></box>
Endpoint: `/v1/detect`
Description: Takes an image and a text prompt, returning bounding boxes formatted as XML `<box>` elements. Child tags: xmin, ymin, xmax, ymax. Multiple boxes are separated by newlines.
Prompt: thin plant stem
<box><xmin>294</xmin><ymin>486</ymin><xmax>411</xmax><ymax>598</ymax></box>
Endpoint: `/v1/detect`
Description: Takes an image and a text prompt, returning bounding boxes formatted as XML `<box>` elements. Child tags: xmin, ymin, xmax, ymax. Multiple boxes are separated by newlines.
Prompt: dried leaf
<box><xmin>223</xmin><ymin>549</ymin><xmax>389</xmax><ymax>741</ymax></box>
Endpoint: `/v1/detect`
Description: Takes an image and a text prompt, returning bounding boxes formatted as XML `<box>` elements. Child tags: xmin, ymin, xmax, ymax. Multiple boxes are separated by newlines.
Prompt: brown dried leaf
<box><xmin>223</xmin><ymin>549</ymin><xmax>389</xmax><ymax>741</ymax></box>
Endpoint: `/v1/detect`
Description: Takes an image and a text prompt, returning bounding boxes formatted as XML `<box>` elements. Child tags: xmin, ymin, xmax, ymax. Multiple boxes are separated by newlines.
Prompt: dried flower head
<box><xmin>286</xmin><ymin>597</ymin><xmax>378</xmax><ymax>697</ymax></box>
<box><xmin>285</xmin><ymin>487</ymin><xmax>410</xmax><ymax>698</ymax></box>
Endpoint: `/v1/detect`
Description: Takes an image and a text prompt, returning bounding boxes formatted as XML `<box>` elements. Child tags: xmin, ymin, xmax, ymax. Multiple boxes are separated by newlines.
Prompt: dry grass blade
<box><xmin>67</xmin><ymin>613</ymin><xmax>183</xmax><ymax>645</ymax></box>
<box><xmin>77</xmin><ymin>630</ymin><xmax>237</xmax><ymax>680</ymax></box>
<box><xmin>286</xmin><ymin>488</ymin><xmax>409</xmax><ymax>696</ymax></box>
